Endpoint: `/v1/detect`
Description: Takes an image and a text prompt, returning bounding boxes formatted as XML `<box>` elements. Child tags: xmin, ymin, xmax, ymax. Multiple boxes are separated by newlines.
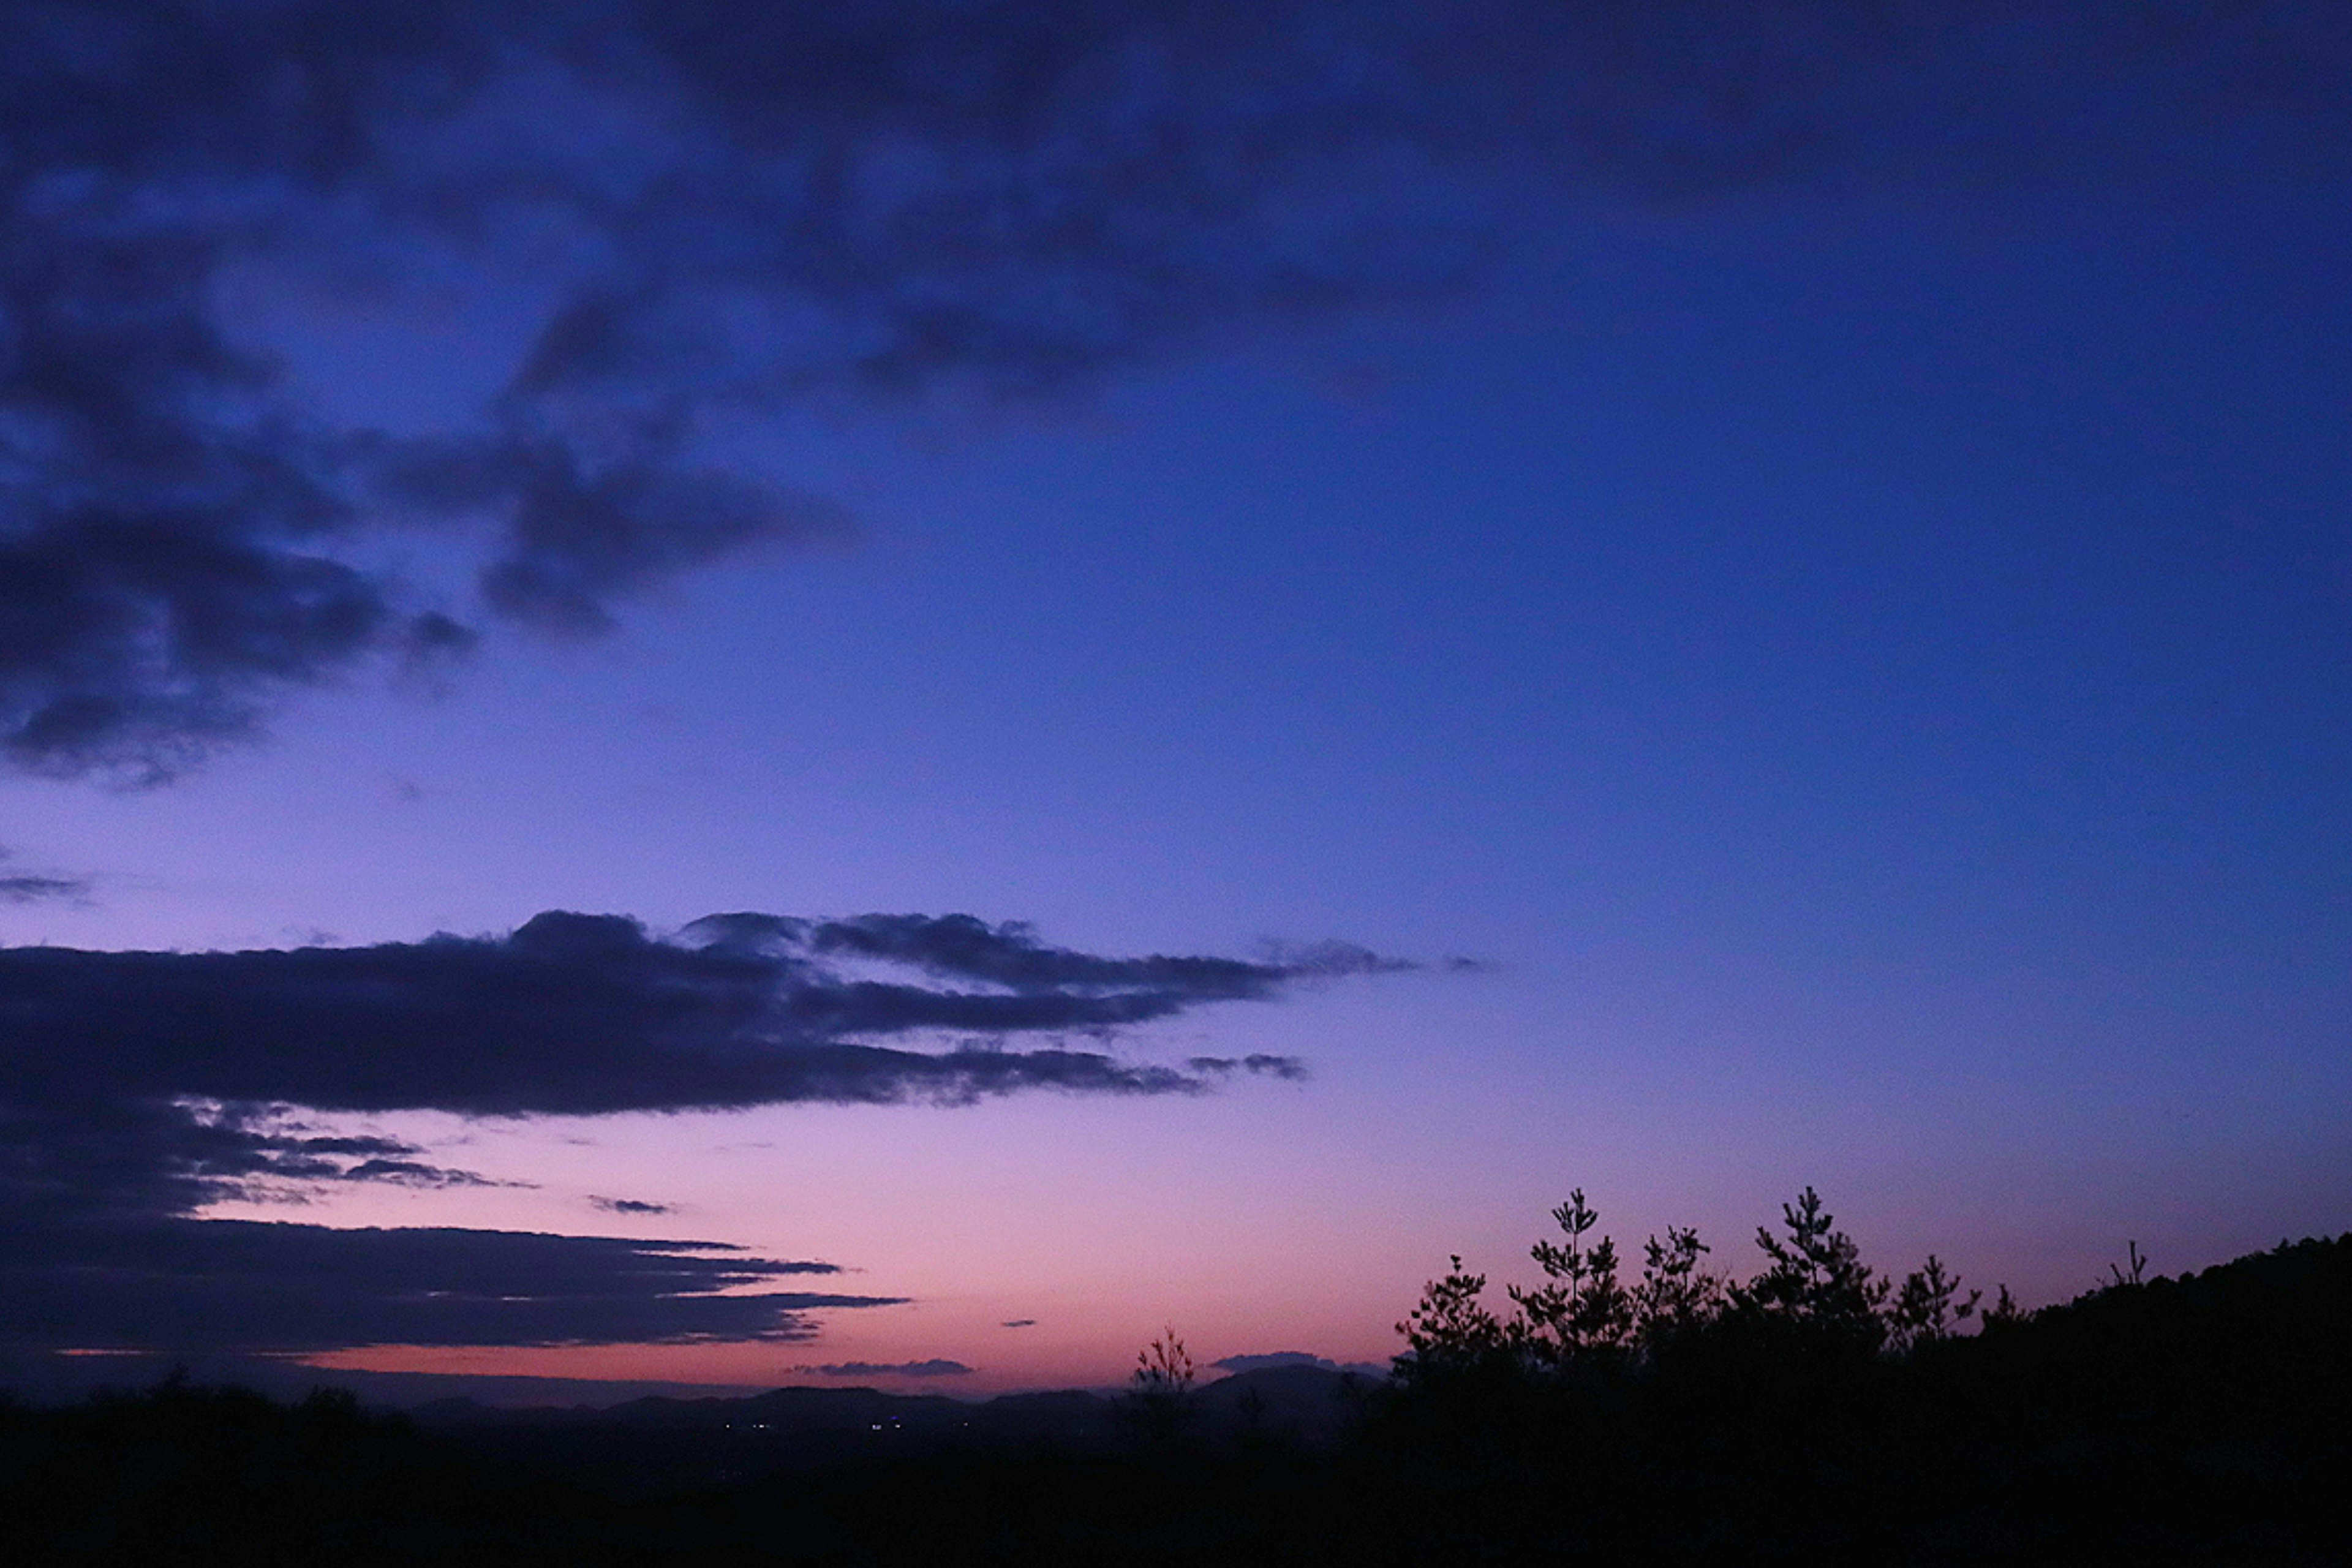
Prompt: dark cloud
<box><xmin>0</xmin><ymin>908</ymin><xmax>1380</xmax><ymax>1359</ymax></box>
<box><xmin>590</xmin><ymin>1195</ymin><xmax>676</xmax><ymax>1216</ymax></box>
<box><xmin>1</xmin><ymin>873</ymin><xmax>90</xmax><ymax>905</ymax></box>
<box><xmin>0</xmin><ymin>908</ymin><xmax>1349</xmax><ymax>1230</ymax></box>
<box><xmin>1000</xmin><ymin>1319</ymin><xmax>1038</xmax><ymax>1329</ymax></box>
<box><xmin>0</xmin><ymin>1216</ymin><xmax>892</xmax><ymax>1354</ymax></box>
<box><xmin>7</xmin><ymin>2</ymin><xmax>2340</xmax><ymax>778</ymax></box>
<box><xmin>371</xmin><ymin>437</ymin><xmax>851</xmax><ymax>637</ymax></box>
<box><xmin>0</xmin><ymin>911</ymin><xmax>1337</xmax><ymax>1147</ymax></box>
<box><xmin>0</xmin><ymin>848</ymin><xmax>92</xmax><ymax>905</ymax></box>
<box><xmin>799</xmin><ymin>1359</ymin><xmax>974</xmax><ymax>1379</ymax></box>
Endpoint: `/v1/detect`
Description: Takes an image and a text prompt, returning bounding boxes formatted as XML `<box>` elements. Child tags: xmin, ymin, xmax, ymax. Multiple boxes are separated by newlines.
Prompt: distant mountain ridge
<box><xmin>409</xmin><ymin>1364</ymin><xmax>1376</xmax><ymax>1493</ymax></box>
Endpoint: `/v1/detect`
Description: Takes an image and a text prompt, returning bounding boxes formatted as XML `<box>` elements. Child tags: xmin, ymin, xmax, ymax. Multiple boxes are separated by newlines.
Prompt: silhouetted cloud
<box><xmin>0</xmin><ymin>1216</ymin><xmax>893</xmax><ymax>1353</ymax></box>
<box><xmin>0</xmin><ymin>849</ymin><xmax>91</xmax><ymax>905</ymax></box>
<box><xmin>590</xmin><ymin>1196</ymin><xmax>675</xmax><ymax>1216</ymax></box>
<box><xmin>1</xmin><ymin>913</ymin><xmax>1340</xmax><ymax>1155</ymax></box>
<box><xmin>1</xmin><ymin>908</ymin><xmax>1355</xmax><ymax>1236</ymax></box>
<box><xmin>1</xmin><ymin>873</ymin><xmax>88</xmax><ymax>905</ymax></box>
<box><xmin>799</xmin><ymin>1359</ymin><xmax>974</xmax><ymax>1379</ymax></box>
<box><xmin>8</xmin><ymin>2</ymin><xmax>2339</xmax><ymax>778</ymax></box>
<box><xmin>0</xmin><ymin>908</ymin><xmax>1384</xmax><ymax>1357</ymax></box>
<box><xmin>1001</xmin><ymin>1319</ymin><xmax>1038</xmax><ymax>1329</ymax></box>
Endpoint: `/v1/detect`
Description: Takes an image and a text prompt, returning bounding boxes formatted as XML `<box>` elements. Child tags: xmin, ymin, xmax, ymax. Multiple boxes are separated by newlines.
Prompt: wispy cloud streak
<box><xmin>0</xmin><ymin>848</ymin><xmax>91</xmax><ymax>905</ymax></box>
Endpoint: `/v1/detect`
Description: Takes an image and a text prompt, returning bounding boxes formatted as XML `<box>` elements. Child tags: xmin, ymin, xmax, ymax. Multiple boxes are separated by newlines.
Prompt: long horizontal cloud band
<box><xmin>1</xmin><ymin>910</ymin><xmax>1364</xmax><ymax>1120</ymax></box>
<box><xmin>8</xmin><ymin>1</ymin><xmax>2339</xmax><ymax>778</ymax></box>
<box><xmin>0</xmin><ymin>1218</ymin><xmax>899</xmax><ymax>1352</ymax></box>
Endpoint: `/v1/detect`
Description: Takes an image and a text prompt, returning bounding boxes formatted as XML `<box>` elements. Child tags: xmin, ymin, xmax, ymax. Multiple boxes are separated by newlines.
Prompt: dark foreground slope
<box><xmin>1348</xmin><ymin>1232</ymin><xmax>2352</xmax><ymax>1564</ymax></box>
<box><xmin>4</xmin><ymin>1234</ymin><xmax>2347</xmax><ymax>1566</ymax></box>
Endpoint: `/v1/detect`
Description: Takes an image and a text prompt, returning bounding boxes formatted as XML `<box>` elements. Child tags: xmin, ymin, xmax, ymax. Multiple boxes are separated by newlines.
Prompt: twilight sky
<box><xmin>3</xmin><ymin>1</ymin><xmax>2348</xmax><ymax>1400</ymax></box>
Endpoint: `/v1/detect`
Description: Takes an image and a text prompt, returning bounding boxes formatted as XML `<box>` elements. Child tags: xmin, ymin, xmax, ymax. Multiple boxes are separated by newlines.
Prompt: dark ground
<box><xmin>4</xmin><ymin>1234</ymin><xmax>2346</xmax><ymax>1566</ymax></box>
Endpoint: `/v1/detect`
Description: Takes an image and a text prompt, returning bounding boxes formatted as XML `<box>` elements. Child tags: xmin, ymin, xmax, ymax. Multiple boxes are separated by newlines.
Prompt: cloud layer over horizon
<box><xmin>0</xmin><ymin>908</ymin><xmax>1381</xmax><ymax>1355</ymax></box>
<box><xmin>6</xmin><ymin>1</ymin><xmax>2342</xmax><ymax>780</ymax></box>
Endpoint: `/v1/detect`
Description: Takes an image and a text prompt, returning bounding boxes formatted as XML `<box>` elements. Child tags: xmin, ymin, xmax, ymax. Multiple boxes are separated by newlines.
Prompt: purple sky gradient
<box><xmin>4</xmin><ymin>2</ymin><xmax>2348</xmax><ymax>1398</ymax></box>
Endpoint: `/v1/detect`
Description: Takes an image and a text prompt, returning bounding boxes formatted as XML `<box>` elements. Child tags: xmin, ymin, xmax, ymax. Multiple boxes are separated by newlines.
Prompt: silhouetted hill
<box><xmin>407</xmin><ymin>1364</ymin><xmax>1373</xmax><ymax>1490</ymax></box>
<box><xmin>412</xmin><ymin>1383</ymin><xmax>1007</xmax><ymax>1493</ymax></box>
<box><xmin>1193</xmin><ymin>1363</ymin><xmax>1368</xmax><ymax>1443</ymax></box>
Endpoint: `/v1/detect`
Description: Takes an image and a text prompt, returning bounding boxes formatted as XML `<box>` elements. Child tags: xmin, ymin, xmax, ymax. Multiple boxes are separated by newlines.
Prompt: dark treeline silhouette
<box><xmin>6</xmin><ymin>1189</ymin><xmax>2347</xmax><ymax>1564</ymax></box>
<box><xmin>1369</xmin><ymin>1188</ymin><xmax>2348</xmax><ymax>1562</ymax></box>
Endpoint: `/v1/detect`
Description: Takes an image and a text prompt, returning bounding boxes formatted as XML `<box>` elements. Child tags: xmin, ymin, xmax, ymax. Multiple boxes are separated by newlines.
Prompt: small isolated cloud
<box><xmin>590</xmin><ymin>1196</ymin><xmax>676</xmax><ymax>1216</ymax></box>
<box><xmin>0</xmin><ymin>848</ymin><xmax>91</xmax><ymax>905</ymax></box>
<box><xmin>0</xmin><ymin>874</ymin><xmax>88</xmax><ymax>905</ymax></box>
<box><xmin>1000</xmin><ymin>1319</ymin><xmax>1038</xmax><ymax>1329</ymax></box>
<box><xmin>1212</xmin><ymin>1351</ymin><xmax>1338</xmax><ymax>1374</ymax></box>
<box><xmin>800</xmin><ymin>1359</ymin><xmax>974</xmax><ymax>1379</ymax></box>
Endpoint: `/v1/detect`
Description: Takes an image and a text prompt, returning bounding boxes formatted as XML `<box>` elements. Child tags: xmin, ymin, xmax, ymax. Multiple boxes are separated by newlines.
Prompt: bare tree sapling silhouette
<box><xmin>1122</xmin><ymin>1326</ymin><xmax>1197</xmax><ymax>1445</ymax></box>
